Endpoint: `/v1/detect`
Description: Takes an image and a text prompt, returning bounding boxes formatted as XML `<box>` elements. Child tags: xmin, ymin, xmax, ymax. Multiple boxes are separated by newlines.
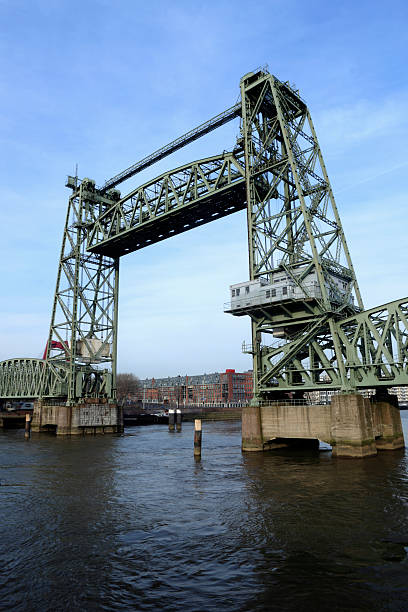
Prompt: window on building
<box><xmin>232</xmin><ymin>289</ymin><xmax>235</xmax><ymax>297</ymax></box>
<box><xmin>236</xmin><ymin>288</ymin><xmax>240</xmax><ymax>296</ymax></box>
<box><xmin>266</xmin><ymin>290</ymin><xmax>270</xmax><ymax>298</ymax></box>
<box><xmin>282</xmin><ymin>286</ymin><xmax>287</xmax><ymax>295</ymax></box>
<box><xmin>271</xmin><ymin>289</ymin><xmax>276</xmax><ymax>297</ymax></box>
<box><xmin>245</xmin><ymin>286</ymin><xmax>249</xmax><ymax>294</ymax></box>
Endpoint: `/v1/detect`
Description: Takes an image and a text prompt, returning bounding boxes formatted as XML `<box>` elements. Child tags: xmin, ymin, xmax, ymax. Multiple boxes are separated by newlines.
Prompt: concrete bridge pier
<box><xmin>371</xmin><ymin>393</ymin><xmax>405</xmax><ymax>450</ymax></box>
<box><xmin>242</xmin><ymin>393</ymin><xmax>405</xmax><ymax>458</ymax></box>
<box><xmin>31</xmin><ymin>399</ymin><xmax>123</xmax><ymax>435</ymax></box>
<box><xmin>330</xmin><ymin>394</ymin><xmax>377</xmax><ymax>457</ymax></box>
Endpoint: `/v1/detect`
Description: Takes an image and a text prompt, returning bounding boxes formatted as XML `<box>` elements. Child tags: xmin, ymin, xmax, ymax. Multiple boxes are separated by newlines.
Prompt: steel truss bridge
<box><xmin>1</xmin><ymin>68</ymin><xmax>407</xmax><ymax>404</ymax></box>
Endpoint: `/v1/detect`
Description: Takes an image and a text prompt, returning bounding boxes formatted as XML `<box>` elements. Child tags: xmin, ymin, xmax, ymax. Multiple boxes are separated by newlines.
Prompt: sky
<box><xmin>0</xmin><ymin>0</ymin><xmax>407</xmax><ymax>378</ymax></box>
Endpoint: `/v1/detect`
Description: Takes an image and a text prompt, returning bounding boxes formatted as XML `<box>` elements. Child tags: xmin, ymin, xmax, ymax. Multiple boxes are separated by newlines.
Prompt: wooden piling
<box><xmin>24</xmin><ymin>413</ymin><xmax>31</xmax><ymax>439</ymax></box>
<box><xmin>168</xmin><ymin>409</ymin><xmax>175</xmax><ymax>431</ymax></box>
<box><xmin>176</xmin><ymin>409</ymin><xmax>182</xmax><ymax>432</ymax></box>
<box><xmin>194</xmin><ymin>419</ymin><xmax>202</xmax><ymax>457</ymax></box>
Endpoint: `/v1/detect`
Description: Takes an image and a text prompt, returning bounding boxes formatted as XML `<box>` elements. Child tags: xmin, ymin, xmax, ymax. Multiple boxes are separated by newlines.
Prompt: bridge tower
<box><xmin>45</xmin><ymin>176</ymin><xmax>120</xmax><ymax>403</ymax></box>
<box><xmin>31</xmin><ymin>177</ymin><xmax>122</xmax><ymax>434</ymax></box>
<box><xmin>234</xmin><ymin>70</ymin><xmax>404</xmax><ymax>456</ymax></box>
<box><xmin>237</xmin><ymin>70</ymin><xmax>363</xmax><ymax>399</ymax></box>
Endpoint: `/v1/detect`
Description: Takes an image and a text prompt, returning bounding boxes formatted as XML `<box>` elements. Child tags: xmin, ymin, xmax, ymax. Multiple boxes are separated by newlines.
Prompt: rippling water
<box><xmin>1</xmin><ymin>415</ymin><xmax>408</xmax><ymax>611</ymax></box>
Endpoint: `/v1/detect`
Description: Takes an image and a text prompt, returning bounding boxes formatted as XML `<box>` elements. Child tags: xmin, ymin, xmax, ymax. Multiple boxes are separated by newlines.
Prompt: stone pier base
<box><xmin>372</xmin><ymin>398</ymin><xmax>404</xmax><ymax>450</ymax></box>
<box><xmin>242</xmin><ymin>405</ymin><xmax>263</xmax><ymax>451</ymax></box>
<box><xmin>31</xmin><ymin>399</ymin><xmax>122</xmax><ymax>436</ymax></box>
<box><xmin>330</xmin><ymin>394</ymin><xmax>377</xmax><ymax>458</ymax></box>
<box><xmin>242</xmin><ymin>393</ymin><xmax>405</xmax><ymax>458</ymax></box>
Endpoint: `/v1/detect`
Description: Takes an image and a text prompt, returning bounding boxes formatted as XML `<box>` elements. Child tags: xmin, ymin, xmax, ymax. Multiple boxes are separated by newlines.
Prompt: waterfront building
<box><xmin>135</xmin><ymin>369</ymin><xmax>253</xmax><ymax>407</ymax></box>
<box><xmin>389</xmin><ymin>386</ymin><xmax>408</xmax><ymax>406</ymax></box>
<box><xmin>134</xmin><ymin>370</ymin><xmax>408</xmax><ymax>408</ymax></box>
<box><xmin>307</xmin><ymin>386</ymin><xmax>408</xmax><ymax>405</ymax></box>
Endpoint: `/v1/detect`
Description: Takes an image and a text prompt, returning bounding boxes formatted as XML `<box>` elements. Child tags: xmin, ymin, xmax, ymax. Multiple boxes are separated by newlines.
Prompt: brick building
<box><xmin>135</xmin><ymin>369</ymin><xmax>253</xmax><ymax>407</ymax></box>
<box><xmin>135</xmin><ymin>370</ymin><xmax>408</xmax><ymax>408</ymax></box>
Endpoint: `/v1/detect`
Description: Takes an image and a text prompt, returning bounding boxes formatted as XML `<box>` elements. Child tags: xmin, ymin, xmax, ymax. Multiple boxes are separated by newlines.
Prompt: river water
<box><xmin>1</xmin><ymin>415</ymin><xmax>408</xmax><ymax>611</ymax></box>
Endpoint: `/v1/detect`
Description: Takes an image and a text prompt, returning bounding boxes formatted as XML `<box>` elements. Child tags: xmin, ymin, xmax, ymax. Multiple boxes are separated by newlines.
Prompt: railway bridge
<box><xmin>0</xmin><ymin>68</ymin><xmax>406</xmax><ymax>455</ymax></box>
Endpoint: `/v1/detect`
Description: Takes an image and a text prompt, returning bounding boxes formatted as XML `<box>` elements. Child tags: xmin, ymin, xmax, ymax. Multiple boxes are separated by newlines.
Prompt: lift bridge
<box><xmin>1</xmin><ymin>68</ymin><xmax>408</xmax><ymax>432</ymax></box>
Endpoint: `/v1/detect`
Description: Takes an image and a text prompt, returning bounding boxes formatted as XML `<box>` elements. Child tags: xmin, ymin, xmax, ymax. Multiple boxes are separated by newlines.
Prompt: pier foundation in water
<box><xmin>31</xmin><ymin>399</ymin><xmax>123</xmax><ymax>435</ymax></box>
<box><xmin>242</xmin><ymin>393</ymin><xmax>404</xmax><ymax>458</ymax></box>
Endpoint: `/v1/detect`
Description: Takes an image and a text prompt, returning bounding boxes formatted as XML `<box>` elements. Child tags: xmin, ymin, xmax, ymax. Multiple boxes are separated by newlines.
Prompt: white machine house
<box><xmin>225</xmin><ymin>265</ymin><xmax>354</xmax><ymax>314</ymax></box>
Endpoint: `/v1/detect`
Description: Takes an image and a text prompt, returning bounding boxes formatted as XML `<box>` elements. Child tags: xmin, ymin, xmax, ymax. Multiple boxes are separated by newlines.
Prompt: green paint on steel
<box><xmin>1</xmin><ymin>67</ymin><xmax>407</xmax><ymax>403</ymax></box>
<box><xmin>88</xmin><ymin>152</ymin><xmax>246</xmax><ymax>257</ymax></box>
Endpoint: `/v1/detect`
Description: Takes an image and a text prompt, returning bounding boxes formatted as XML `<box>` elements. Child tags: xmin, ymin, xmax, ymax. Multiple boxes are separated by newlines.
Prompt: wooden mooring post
<box><xmin>194</xmin><ymin>419</ymin><xmax>202</xmax><ymax>457</ymax></box>
<box><xmin>176</xmin><ymin>409</ymin><xmax>182</xmax><ymax>432</ymax></box>
<box><xmin>24</xmin><ymin>413</ymin><xmax>31</xmax><ymax>439</ymax></box>
<box><xmin>168</xmin><ymin>409</ymin><xmax>175</xmax><ymax>431</ymax></box>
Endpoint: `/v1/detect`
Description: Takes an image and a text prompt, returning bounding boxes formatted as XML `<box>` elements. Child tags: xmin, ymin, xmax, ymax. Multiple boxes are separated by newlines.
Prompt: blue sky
<box><xmin>0</xmin><ymin>0</ymin><xmax>407</xmax><ymax>378</ymax></box>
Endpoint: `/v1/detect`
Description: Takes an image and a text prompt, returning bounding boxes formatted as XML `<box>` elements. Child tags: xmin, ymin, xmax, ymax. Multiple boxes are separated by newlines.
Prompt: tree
<box><xmin>116</xmin><ymin>373</ymin><xmax>140</xmax><ymax>403</ymax></box>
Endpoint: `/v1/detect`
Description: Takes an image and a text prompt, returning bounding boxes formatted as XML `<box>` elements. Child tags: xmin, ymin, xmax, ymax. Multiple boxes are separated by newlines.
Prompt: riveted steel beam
<box><xmin>88</xmin><ymin>153</ymin><xmax>246</xmax><ymax>257</ymax></box>
<box><xmin>2</xmin><ymin>69</ymin><xmax>408</xmax><ymax>405</ymax></box>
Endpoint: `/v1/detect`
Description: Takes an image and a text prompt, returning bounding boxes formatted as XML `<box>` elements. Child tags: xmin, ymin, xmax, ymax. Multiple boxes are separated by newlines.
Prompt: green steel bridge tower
<box><xmin>0</xmin><ymin>68</ymin><xmax>407</xmax><ymax>450</ymax></box>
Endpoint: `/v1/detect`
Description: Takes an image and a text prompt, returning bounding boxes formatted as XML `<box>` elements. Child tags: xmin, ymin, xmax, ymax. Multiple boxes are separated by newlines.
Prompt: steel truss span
<box><xmin>256</xmin><ymin>297</ymin><xmax>408</xmax><ymax>392</ymax></box>
<box><xmin>1</xmin><ymin>67</ymin><xmax>407</xmax><ymax>404</ymax></box>
<box><xmin>0</xmin><ymin>358</ymin><xmax>113</xmax><ymax>400</ymax></box>
<box><xmin>337</xmin><ymin>297</ymin><xmax>408</xmax><ymax>387</ymax></box>
<box><xmin>88</xmin><ymin>153</ymin><xmax>246</xmax><ymax>257</ymax></box>
<box><xmin>0</xmin><ymin>359</ymin><xmax>66</xmax><ymax>399</ymax></box>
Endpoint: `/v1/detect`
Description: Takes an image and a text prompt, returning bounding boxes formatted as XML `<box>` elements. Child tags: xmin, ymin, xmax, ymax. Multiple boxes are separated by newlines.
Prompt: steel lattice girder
<box><xmin>0</xmin><ymin>358</ymin><xmax>113</xmax><ymax>399</ymax></box>
<box><xmin>241</xmin><ymin>71</ymin><xmax>362</xmax><ymax>311</ymax></box>
<box><xmin>255</xmin><ymin>297</ymin><xmax>408</xmax><ymax>392</ymax></box>
<box><xmin>0</xmin><ymin>359</ymin><xmax>67</xmax><ymax>398</ymax></box>
<box><xmin>87</xmin><ymin>153</ymin><xmax>246</xmax><ymax>257</ymax></box>
<box><xmin>336</xmin><ymin>297</ymin><xmax>408</xmax><ymax>386</ymax></box>
<box><xmin>43</xmin><ymin>178</ymin><xmax>119</xmax><ymax>403</ymax></box>
<box><xmin>257</xmin><ymin>317</ymin><xmax>341</xmax><ymax>391</ymax></box>
<box><xmin>238</xmin><ymin>70</ymin><xmax>366</xmax><ymax>396</ymax></box>
<box><xmin>2</xmin><ymin>68</ymin><xmax>408</xmax><ymax>403</ymax></box>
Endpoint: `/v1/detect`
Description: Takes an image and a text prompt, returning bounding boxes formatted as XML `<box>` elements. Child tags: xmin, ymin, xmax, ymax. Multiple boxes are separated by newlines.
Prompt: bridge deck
<box><xmin>90</xmin><ymin>180</ymin><xmax>246</xmax><ymax>257</ymax></box>
<box><xmin>86</xmin><ymin>153</ymin><xmax>247</xmax><ymax>258</ymax></box>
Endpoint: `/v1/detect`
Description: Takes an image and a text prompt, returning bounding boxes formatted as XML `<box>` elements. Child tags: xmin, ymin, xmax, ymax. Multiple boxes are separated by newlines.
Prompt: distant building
<box><xmin>307</xmin><ymin>388</ymin><xmax>338</xmax><ymax>404</ymax></box>
<box><xmin>135</xmin><ymin>369</ymin><xmax>253</xmax><ymax>407</ymax></box>
<box><xmin>308</xmin><ymin>384</ymin><xmax>408</xmax><ymax>405</ymax></box>
<box><xmin>134</xmin><ymin>369</ymin><xmax>408</xmax><ymax>407</ymax></box>
<box><xmin>389</xmin><ymin>386</ymin><xmax>408</xmax><ymax>406</ymax></box>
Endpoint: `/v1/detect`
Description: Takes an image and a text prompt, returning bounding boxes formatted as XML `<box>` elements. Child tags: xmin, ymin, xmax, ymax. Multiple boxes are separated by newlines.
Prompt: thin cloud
<box><xmin>316</xmin><ymin>92</ymin><xmax>408</xmax><ymax>153</ymax></box>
